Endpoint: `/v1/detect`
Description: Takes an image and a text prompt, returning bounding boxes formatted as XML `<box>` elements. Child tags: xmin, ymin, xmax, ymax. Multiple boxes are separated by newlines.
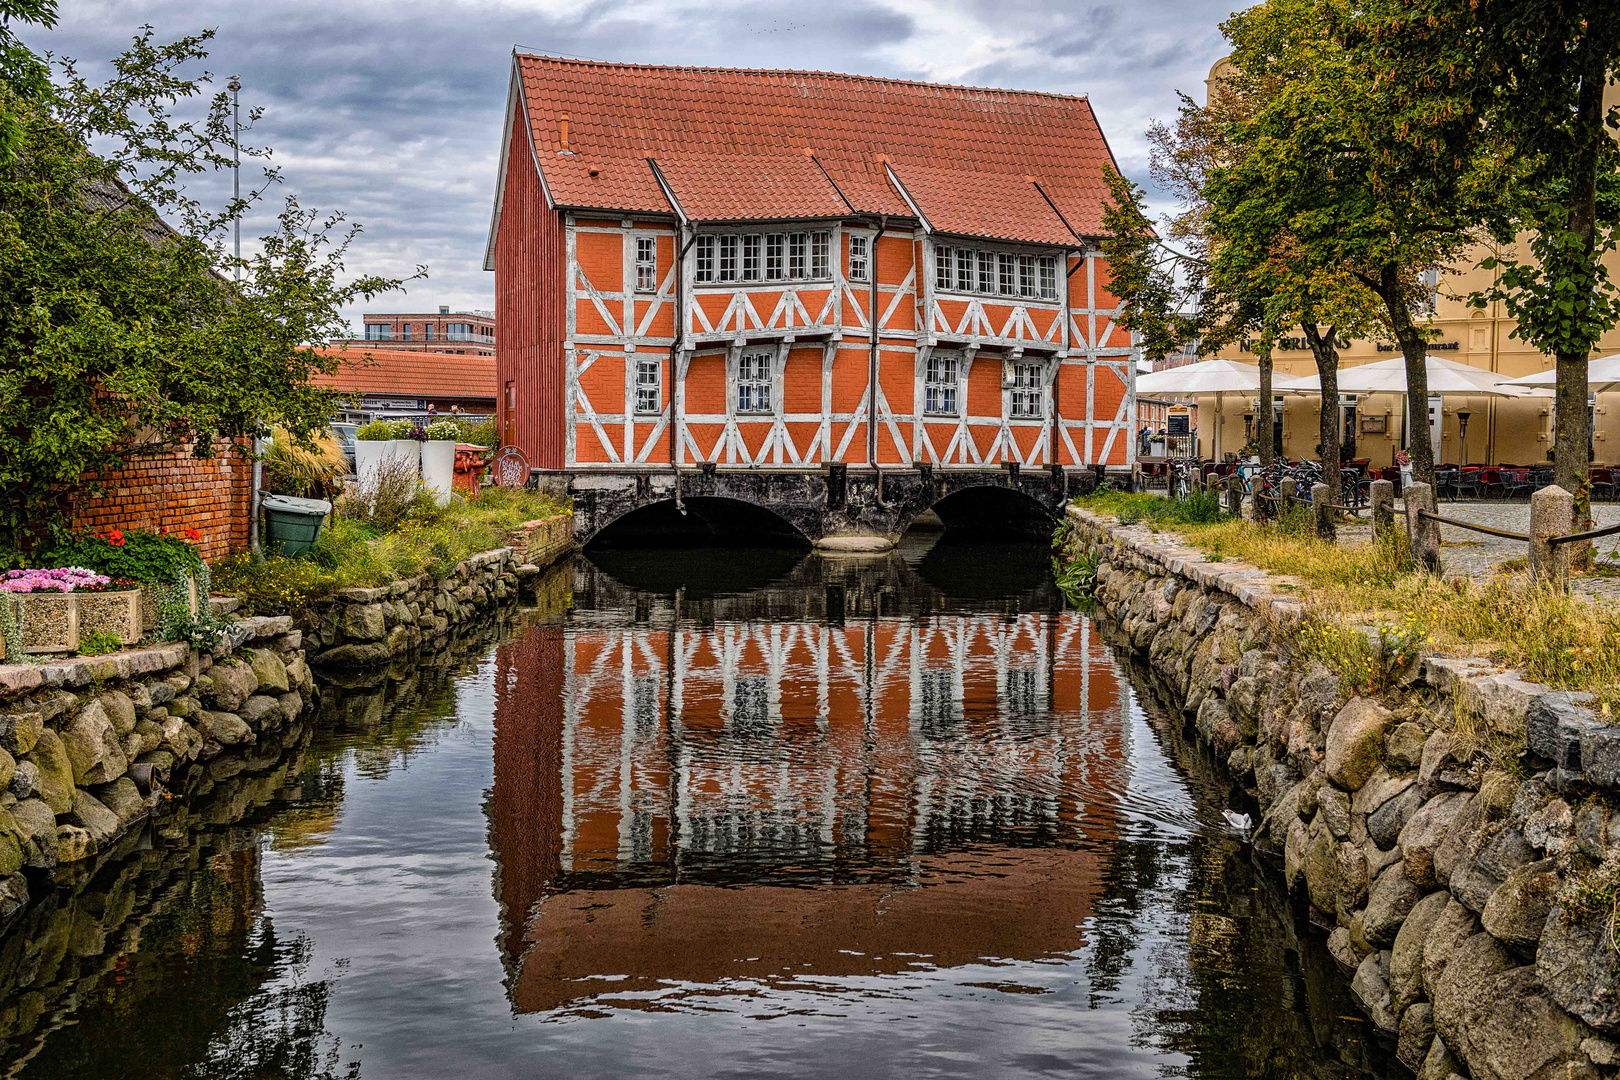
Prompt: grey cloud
<box><xmin>28</xmin><ymin>0</ymin><xmax>1232</xmax><ymax>330</ymax></box>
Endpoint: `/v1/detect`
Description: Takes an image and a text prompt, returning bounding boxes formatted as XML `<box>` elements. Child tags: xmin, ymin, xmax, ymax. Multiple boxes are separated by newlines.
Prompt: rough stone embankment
<box><xmin>300</xmin><ymin>513</ymin><xmax>573</xmax><ymax>667</ymax></box>
<box><xmin>0</xmin><ymin>616</ymin><xmax>313</xmax><ymax>921</ymax></box>
<box><xmin>1069</xmin><ymin>506</ymin><xmax>1620</xmax><ymax>1080</ymax></box>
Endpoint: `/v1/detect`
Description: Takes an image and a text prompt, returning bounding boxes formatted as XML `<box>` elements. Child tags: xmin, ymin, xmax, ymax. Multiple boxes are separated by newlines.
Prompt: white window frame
<box><xmin>956</xmin><ymin>249</ymin><xmax>974</xmax><ymax>293</ymax></box>
<box><xmin>635</xmin><ymin>236</ymin><xmax>658</xmax><ymax>292</ymax></box>
<box><xmin>1009</xmin><ymin>362</ymin><xmax>1043</xmax><ymax>419</ymax></box>
<box><xmin>1018</xmin><ymin>255</ymin><xmax>1037</xmax><ymax>299</ymax></box>
<box><xmin>766</xmin><ymin>234</ymin><xmax>785</xmax><ymax>280</ymax></box>
<box><xmin>718</xmin><ymin>235</ymin><xmax>739</xmax><ymax>282</ymax></box>
<box><xmin>737</xmin><ymin>350</ymin><xmax>774</xmax><ymax>414</ymax></box>
<box><xmin>849</xmin><ymin>234</ymin><xmax>870</xmax><ymax>282</ymax></box>
<box><xmin>695</xmin><ymin>235</ymin><xmax>716</xmax><ymax>283</ymax></box>
<box><xmin>811</xmin><ymin>231</ymin><xmax>830</xmax><ymax>278</ymax></box>
<box><xmin>998</xmin><ymin>254</ymin><xmax>1016</xmax><ymax>296</ymax></box>
<box><xmin>742</xmin><ymin>234</ymin><xmax>762</xmax><ymax>281</ymax></box>
<box><xmin>635</xmin><ymin>357</ymin><xmax>661</xmax><ymax>415</ymax></box>
<box><xmin>925</xmin><ymin>352</ymin><xmax>960</xmax><ymax>416</ymax></box>
<box><xmin>788</xmin><ymin>233</ymin><xmax>808</xmax><ymax>279</ymax></box>
<box><xmin>977</xmin><ymin>250</ymin><xmax>996</xmax><ymax>294</ymax></box>
<box><xmin>1039</xmin><ymin>256</ymin><xmax>1058</xmax><ymax>300</ymax></box>
<box><xmin>935</xmin><ymin>245</ymin><xmax>953</xmax><ymax>290</ymax></box>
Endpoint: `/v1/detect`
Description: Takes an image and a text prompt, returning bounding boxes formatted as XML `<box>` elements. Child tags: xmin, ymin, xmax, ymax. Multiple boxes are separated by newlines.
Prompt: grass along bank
<box><xmin>1063</xmin><ymin>491</ymin><xmax>1620</xmax><ymax>714</ymax></box>
<box><xmin>214</xmin><ymin>486</ymin><xmax>567</xmax><ymax>615</ymax></box>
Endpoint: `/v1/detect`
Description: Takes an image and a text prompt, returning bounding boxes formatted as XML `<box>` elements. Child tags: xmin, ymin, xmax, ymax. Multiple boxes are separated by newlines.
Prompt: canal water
<box><xmin>0</xmin><ymin>538</ymin><xmax>1396</xmax><ymax>1079</ymax></box>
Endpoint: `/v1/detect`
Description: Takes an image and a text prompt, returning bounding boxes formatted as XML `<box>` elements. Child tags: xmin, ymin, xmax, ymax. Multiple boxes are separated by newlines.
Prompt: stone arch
<box><xmin>583</xmin><ymin>495</ymin><xmax>814</xmax><ymax>550</ymax></box>
<box><xmin>914</xmin><ymin>482</ymin><xmax>1058</xmax><ymax>541</ymax></box>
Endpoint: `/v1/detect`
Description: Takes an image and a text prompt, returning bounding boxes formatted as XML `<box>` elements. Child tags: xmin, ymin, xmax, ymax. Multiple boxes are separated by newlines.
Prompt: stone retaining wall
<box><xmin>300</xmin><ymin>512</ymin><xmax>574</xmax><ymax>667</ymax></box>
<box><xmin>0</xmin><ymin>616</ymin><xmax>314</xmax><ymax>923</ymax></box>
<box><xmin>1068</xmin><ymin>506</ymin><xmax>1620</xmax><ymax>1080</ymax></box>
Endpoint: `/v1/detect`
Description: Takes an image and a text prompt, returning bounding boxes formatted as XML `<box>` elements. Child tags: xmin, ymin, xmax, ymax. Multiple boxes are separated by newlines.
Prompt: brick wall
<box><xmin>71</xmin><ymin>443</ymin><xmax>251</xmax><ymax>562</ymax></box>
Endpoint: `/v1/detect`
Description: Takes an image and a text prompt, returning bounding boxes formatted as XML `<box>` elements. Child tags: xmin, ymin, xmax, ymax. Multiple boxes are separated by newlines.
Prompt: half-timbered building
<box><xmin>486</xmin><ymin>55</ymin><xmax>1137</xmax><ymax>546</ymax></box>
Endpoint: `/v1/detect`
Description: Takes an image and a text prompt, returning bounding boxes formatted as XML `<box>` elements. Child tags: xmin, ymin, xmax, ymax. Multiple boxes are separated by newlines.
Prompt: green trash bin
<box><xmin>260</xmin><ymin>493</ymin><xmax>332</xmax><ymax>556</ymax></box>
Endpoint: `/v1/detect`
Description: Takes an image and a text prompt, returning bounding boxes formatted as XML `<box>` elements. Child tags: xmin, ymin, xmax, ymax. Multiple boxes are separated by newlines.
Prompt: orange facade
<box><xmin>487</xmin><ymin>57</ymin><xmax>1138</xmax><ymax>474</ymax></box>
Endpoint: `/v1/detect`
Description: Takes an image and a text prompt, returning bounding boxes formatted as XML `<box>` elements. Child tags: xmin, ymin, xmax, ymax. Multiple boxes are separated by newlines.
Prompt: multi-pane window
<box><xmin>766</xmin><ymin>234</ymin><xmax>785</xmax><ymax>280</ymax></box>
<box><xmin>788</xmin><ymin>233</ymin><xmax>807</xmax><ymax>278</ymax></box>
<box><xmin>955</xmin><ymin>249</ymin><xmax>974</xmax><ymax>292</ymax></box>
<box><xmin>924</xmin><ymin>352</ymin><xmax>959</xmax><ymax>416</ymax></box>
<box><xmin>935</xmin><ymin>245</ymin><xmax>953</xmax><ymax>289</ymax></box>
<box><xmin>635</xmin><ymin>236</ymin><xmax>658</xmax><ymax>291</ymax></box>
<box><xmin>400</xmin><ymin>324</ymin><xmax>412</xmax><ymax>341</ymax></box>
<box><xmin>718</xmin><ymin>235</ymin><xmax>740</xmax><ymax>282</ymax></box>
<box><xmin>849</xmin><ymin>235</ymin><xmax>869</xmax><ymax>281</ymax></box>
<box><xmin>364</xmin><ymin>323</ymin><xmax>391</xmax><ymax>341</ymax></box>
<box><xmin>811</xmin><ymin>232</ymin><xmax>830</xmax><ymax>278</ymax></box>
<box><xmin>1039</xmin><ymin>256</ymin><xmax>1058</xmax><ymax>300</ymax></box>
<box><xmin>424</xmin><ymin>324</ymin><xmax>435</xmax><ymax>341</ymax></box>
<box><xmin>737</xmin><ymin>351</ymin><xmax>772</xmax><ymax>413</ymax></box>
<box><xmin>694</xmin><ymin>230</ymin><xmax>833</xmax><ymax>284</ymax></box>
<box><xmin>998</xmin><ymin>254</ymin><xmax>1016</xmax><ymax>295</ymax></box>
<box><xmin>742</xmin><ymin>235</ymin><xmax>762</xmax><ymax>281</ymax></box>
<box><xmin>1018</xmin><ymin>255</ymin><xmax>1037</xmax><ymax>298</ymax></box>
<box><xmin>977</xmin><ymin>250</ymin><xmax>996</xmax><ymax>293</ymax></box>
<box><xmin>695</xmin><ymin>235</ymin><xmax>716</xmax><ymax>282</ymax></box>
<box><xmin>635</xmin><ymin>358</ymin><xmax>661</xmax><ymax>414</ymax></box>
<box><xmin>1010</xmin><ymin>363</ymin><xmax>1043</xmax><ymax>418</ymax></box>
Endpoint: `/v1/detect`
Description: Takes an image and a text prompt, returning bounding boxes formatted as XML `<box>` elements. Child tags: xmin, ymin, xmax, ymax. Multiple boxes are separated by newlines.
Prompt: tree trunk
<box><xmin>1258</xmin><ymin>346</ymin><xmax>1275</xmax><ymax>469</ymax></box>
<box><xmin>1553</xmin><ymin>52</ymin><xmax>1604</xmax><ymax>499</ymax></box>
<box><xmin>1303</xmin><ymin>323</ymin><xmax>1341</xmax><ymax>539</ymax></box>
<box><xmin>1374</xmin><ymin>263</ymin><xmax>1436</xmax><ymax>491</ymax></box>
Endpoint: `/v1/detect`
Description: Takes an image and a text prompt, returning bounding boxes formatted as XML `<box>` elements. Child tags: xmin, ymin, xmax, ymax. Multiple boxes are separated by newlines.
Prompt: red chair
<box><xmin>1478</xmin><ymin>468</ymin><xmax>1505</xmax><ymax>499</ymax></box>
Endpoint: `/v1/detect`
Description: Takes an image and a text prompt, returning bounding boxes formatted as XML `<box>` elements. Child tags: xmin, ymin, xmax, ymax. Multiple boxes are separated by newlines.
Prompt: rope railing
<box><xmin>1548</xmin><ymin>520</ymin><xmax>1620</xmax><ymax>547</ymax></box>
<box><xmin>1416</xmin><ymin>509</ymin><xmax>1531</xmax><ymax>542</ymax></box>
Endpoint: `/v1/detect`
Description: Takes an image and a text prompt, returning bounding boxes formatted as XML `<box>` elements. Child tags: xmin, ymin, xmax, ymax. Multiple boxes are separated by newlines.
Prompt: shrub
<box><xmin>42</xmin><ymin>530</ymin><xmax>203</xmax><ymax>583</ymax></box>
<box><xmin>211</xmin><ymin>551</ymin><xmax>327</xmax><ymax>615</ymax></box>
<box><xmin>355</xmin><ymin>419</ymin><xmax>409</xmax><ymax>441</ymax></box>
<box><xmin>461</xmin><ymin>418</ymin><xmax>497</xmax><ymax>447</ymax></box>
<box><xmin>76</xmin><ymin>629</ymin><xmax>123</xmax><ymax>656</ymax></box>
<box><xmin>262</xmin><ymin>426</ymin><xmax>348</xmax><ymax>500</ymax></box>
<box><xmin>338</xmin><ymin>456</ymin><xmax>434</xmax><ymax>532</ymax></box>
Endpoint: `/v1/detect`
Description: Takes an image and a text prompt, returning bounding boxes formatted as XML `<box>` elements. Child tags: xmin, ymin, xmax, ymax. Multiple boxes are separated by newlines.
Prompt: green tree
<box><xmin>1362</xmin><ymin>0</ymin><xmax>1620</xmax><ymax>496</ymax></box>
<box><xmin>0</xmin><ymin>17</ymin><xmax>419</xmax><ymax>551</ymax></box>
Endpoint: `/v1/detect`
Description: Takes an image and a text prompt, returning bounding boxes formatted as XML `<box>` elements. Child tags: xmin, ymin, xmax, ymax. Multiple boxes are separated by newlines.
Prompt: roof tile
<box><xmin>311</xmin><ymin>347</ymin><xmax>497</xmax><ymax>401</ymax></box>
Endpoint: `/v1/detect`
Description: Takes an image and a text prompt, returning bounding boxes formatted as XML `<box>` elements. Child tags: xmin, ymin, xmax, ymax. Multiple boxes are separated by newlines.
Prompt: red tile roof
<box><xmin>310</xmin><ymin>347</ymin><xmax>497</xmax><ymax>401</ymax></box>
<box><xmin>653</xmin><ymin>151</ymin><xmax>850</xmax><ymax>222</ymax></box>
<box><xmin>511</xmin><ymin>56</ymin><xmax>1119</xmax><ymax>246</ymax></box>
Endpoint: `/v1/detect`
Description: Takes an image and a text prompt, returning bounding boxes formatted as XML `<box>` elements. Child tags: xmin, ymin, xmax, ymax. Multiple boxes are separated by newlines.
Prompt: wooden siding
<box><xmin>495</xmin><ymin>106</ymin><xmax>566</xmax><ymax>469</ymax></box>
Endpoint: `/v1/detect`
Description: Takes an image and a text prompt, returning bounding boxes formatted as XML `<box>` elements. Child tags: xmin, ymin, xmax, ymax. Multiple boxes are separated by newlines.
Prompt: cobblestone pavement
<box><xmin>1337</xmin><ymin>499</ymin><xmax>1620</xmax><ymax>603</ymax></box>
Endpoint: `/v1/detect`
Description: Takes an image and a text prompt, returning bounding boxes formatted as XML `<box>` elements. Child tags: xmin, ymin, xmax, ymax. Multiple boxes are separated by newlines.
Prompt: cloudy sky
<box><xmin>27</xmin><ymin>0</ymin><xmax>1237</xmax><ymax>333</ymax></box>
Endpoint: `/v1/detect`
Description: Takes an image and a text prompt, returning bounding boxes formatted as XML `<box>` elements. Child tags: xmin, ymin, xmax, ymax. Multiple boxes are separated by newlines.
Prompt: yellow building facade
<box><xmin>1190</xmin><ymin>66</ymin><xmax>1620</xmax><ymax>470</ymax></box>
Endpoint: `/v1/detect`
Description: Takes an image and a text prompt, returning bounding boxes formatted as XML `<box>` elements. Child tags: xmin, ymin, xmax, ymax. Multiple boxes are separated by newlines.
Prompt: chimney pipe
<box><xmin>559</xmin><ymin>112</ymin><xmax>571</xmax><ymax>154</ymax></box>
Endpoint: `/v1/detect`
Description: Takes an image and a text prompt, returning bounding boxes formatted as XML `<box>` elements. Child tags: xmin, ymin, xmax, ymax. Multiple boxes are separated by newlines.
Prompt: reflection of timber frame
<box><xmin>1360</xmin><ymin>414</ymin><xmax>1388</xmax><ymax>434</ymax></box>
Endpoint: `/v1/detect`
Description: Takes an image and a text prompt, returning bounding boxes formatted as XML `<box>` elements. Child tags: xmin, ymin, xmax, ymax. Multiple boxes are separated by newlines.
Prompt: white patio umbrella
<box><xmin>1136</xmin><ymin>358</ymin><xmax>1310</xmax><ymax>461</ymax></box>
<box><xmin>1504</xmin><ymin>353</ymin><xmax>1620</xmax><ymax>393</ymax></box>
<box><xmin>1290</xmin><ymin>354</ymin><xmax>1534</xmax><ymax>459</ymax></box>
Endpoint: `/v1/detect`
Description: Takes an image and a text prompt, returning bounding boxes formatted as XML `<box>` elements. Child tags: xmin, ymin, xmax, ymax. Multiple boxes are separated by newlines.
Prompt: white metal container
<box><xmin>420</xmin><ymin>440</ymin><xmax>456</xmax><ymax>506</ymax></box>
<box><xmin>355</xmin><ymin>439</ymin><xmax>421</xmax><ymax>486</ymax></box>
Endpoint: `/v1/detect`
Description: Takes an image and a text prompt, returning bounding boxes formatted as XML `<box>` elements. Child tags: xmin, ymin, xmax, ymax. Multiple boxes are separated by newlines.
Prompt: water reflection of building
<box><xmin>490</xmin><ymin>607</ymin><xmax>1127</xmax><ymax>1015</ymax></box>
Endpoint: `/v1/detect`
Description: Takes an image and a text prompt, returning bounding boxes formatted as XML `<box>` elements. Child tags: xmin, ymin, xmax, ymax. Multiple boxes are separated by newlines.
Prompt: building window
<box><xmin>956</xmin><ymin>248</ymin><xmax>974</xmax><ymax>293</ymax></box>
<box><xmin>1018</xmin><ymin>255</ymin><xmax>1037</xmax><ymax>298</ymax></box>
<box><xmin>977</xmin><ymin>250</ymin><xmax>995</xmax><ymax>294</ymax></box>
<box><xmin>737</xmin><ymin>351</ymin><xmax>773</xmax><ymax>413</ymax></box>
<box><xmin>1039</xmin><ymin>256</ymin><xmax>1058</xmax><ymax>300</ymax></box>
<box><xmin>766</xmin><ymin>234</ymin><xmax>785</xmax><ymax>280</ymax></box>
<box><xmin>400</xmin><ymin>324</ymin><xmax>412</xmax><ymax>341</ymax></box>
<box><xmin>635</xmin><ymin>358</ymin><xmax>661</xmax><ymax>414</ymax></box>
<box><xmin>424</xmin><ymin>324</ymin><xmax>434</xmax><ymax>341</ymax></box>
<box><xmin>364</xmin><ymin>324</ymin><xmax>391</xmax><ymax>341</ymax></box>
<box><xmin>788</xmin><ymin>233</ymin><xmax>807</xmax><ymax>279</ymax></box>
<box><xmin>635</xmin><ymin>236</ymin><xmax>657</xmax><ymax>291</ymax></box>
<box><xmin>925</xmin><ymin>352</ymin><xmax>959</xmax><ymax>416</ymax></box>
<box><xmin>999</xmin><ymin>254</ymin><xmax>1016</xmax><ymax>296</ymax></box>
<box><xmin>1010</xmin><ymin>363</ymin><xmax>1043</xmax><ymax>418</ymax></box>
<box><xmin>718</xmin><ymin>235</ymin><xmax>739</xmax><ymax>282</ymax></box>
<box><xmin>742</xmin><ymin>235</ymin><xmax>762</xmax><ymax>282</ymax></box>
<box><xmin>695</xmin><ymin>235</ymin><xmax>716</xmax><ymax>282</ymax></box>
<box><xmin>849</xmin><ymin>235</ymin><xmax>869</xmax><ymax>282</ymax></box>
<box><xmin>811</xmin><ymin>232</ymin><xmax>830</xmax><ymax>278</ymax></box>
<box><xmin>935</xmin><ymin>245</ymin><xmax>953</xmax><ymax>290</ymax></box>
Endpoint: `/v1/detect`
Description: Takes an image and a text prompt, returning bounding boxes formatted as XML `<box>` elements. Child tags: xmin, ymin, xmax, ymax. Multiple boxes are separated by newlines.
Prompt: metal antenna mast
<box><xmin>229</xmin><ymin>75</ymin><xmax>241</xmax><ymax>282</ymax></box>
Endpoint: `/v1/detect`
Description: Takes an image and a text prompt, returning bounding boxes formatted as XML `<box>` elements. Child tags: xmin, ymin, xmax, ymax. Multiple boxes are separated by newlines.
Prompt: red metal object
<box><xmin>453</xmin><ymin>444</ymin><xmax>491</xmax><ymax>497</ymax></box>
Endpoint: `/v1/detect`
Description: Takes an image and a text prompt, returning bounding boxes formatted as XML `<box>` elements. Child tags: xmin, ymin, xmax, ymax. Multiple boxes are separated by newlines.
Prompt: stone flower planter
<box><xmin>137</xmin><ymin>576</ymin><xmax>200</xmax><ymax>632</ymax></box>
<box><xmin>1</xmin><ymin>589</ymin><xmax>142</xmax><ymax>657</ymax></box>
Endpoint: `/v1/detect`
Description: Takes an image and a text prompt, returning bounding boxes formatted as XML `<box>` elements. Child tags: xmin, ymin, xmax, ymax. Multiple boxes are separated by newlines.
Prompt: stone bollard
<box><xmin>1311</xmin><ymin>482</ymin><xmax>1334</xmax><ymax>540</ymax></box>
<box><xmin>1280</xmin><ymin>477</ymin><xmax>1297</xmax><ymax>513</ymax></box>
<box><xmin>1130</xmin><ymin>462</ymin><xmax>1143</xmax><ymax>493</ymax></box>
<box><xmin>1529</xmin><ymin>484</ymin><xmax>1575</xmax><ymax>591</ymax></box>
<box><xmin>1225</xmin><ymin>475</ymin><xmax>1243</xmax><ymax>517</ymax></box>
<box><xmin>1190</xmin><ymin>470</ymin><xmax>1203</xmax><ymax>497</ymax></box>
<box><xmin>1369</xmin><ymin>480</ymin><xmax>1394</xmax><ymax>542</ymax></box>
<box><xmin>1405</xmin><ymin>481</ymin><xmax>1441</xmax><ymax>573</ymax></box>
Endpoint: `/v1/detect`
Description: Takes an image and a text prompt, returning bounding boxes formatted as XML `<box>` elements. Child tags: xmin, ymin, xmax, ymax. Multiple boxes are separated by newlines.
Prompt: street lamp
<box><xmin>1457</xmin><ymin>409</ymin><xmax>1472</xmax><ymax>467</ymax></box>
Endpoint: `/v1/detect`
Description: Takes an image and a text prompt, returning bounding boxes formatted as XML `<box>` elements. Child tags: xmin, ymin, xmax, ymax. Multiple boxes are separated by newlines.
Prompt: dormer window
<box><xmin>694</xmin><ymin>230</ymin><xmax>834</xmax><ymax>285</ymax></box>
<box><xmin>935</xmin><ymin>243</ymin><xmax>1059</xmax><ymax>301</ymax></box>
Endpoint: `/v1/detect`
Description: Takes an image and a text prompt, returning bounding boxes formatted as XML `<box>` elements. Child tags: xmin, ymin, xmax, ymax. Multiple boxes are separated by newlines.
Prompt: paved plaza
<box><xmin>1337</xmin><ymin>499</ymin><xmax>1620</xmax><ymax>602</ymax></box>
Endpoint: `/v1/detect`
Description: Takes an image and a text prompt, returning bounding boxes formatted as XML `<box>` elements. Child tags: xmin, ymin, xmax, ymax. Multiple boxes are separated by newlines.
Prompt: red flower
<box><xmin>184</xmin><ymin>527</ymin><xmax>200</xmax><ymax>542</ymax></box>
<box><xmin>108</xmin><ymin>528</ymin><xmax>125</xmax><ymax>547</ymax></box>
